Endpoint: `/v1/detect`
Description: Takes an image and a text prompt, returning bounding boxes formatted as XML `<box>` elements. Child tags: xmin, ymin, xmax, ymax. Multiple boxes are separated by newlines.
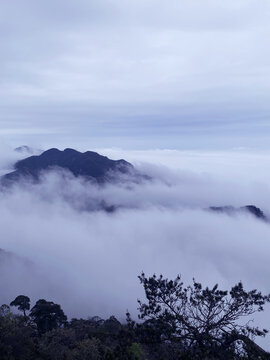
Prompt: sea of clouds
<box><xmin>1</xmin><ymin>145</ymin><xmax>270</xmax><ymax>347</ymax></box>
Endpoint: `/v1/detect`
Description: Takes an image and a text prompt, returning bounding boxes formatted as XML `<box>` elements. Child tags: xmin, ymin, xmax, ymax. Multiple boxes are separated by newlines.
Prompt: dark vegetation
<box><xmin>1</xmin><ymin>274</ymin><xmax>270</xmax><ymax>359</ymax></box>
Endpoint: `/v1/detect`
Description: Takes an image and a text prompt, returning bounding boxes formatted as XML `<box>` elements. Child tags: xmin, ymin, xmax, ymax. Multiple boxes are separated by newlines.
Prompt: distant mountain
<box><xmin>14</xmin><ymin>145</ymin><xmax>42</xmax><ymax>156</ymax></box>
<box><xmin>2</xmin><ymin>148</ymin><xmax>140</xmax><ymax>184</ymax></box>
<box><xmin>209</xmin><ymin>205</ymin><xmax>268</xmax><ymax>221</ymax></box>
<box><xmin>2</xmin><ymin>149</ymin><xmax>268</xmax><ymax>220</ymax></box>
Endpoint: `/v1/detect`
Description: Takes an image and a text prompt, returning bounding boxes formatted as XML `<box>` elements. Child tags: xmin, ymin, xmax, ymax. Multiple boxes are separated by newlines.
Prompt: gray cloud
<box><xmin>0</xmin><ymin>1</ymin><xmax>270</xmax><ymax>148</ymax></box>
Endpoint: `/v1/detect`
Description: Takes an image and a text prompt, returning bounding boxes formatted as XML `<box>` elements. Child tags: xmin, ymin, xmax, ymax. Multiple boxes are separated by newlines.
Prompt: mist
<box><xmin>1</xmin><ymin>146</ymin><xmax>270</xmax><ymax>348</ymax></box>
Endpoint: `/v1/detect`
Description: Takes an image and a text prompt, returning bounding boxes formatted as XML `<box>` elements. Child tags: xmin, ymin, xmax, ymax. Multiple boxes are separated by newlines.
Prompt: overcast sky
<box><xmin>1</xmin><ymin>0</ymin><xmax>270</xmax><ymax>149</ymax></box>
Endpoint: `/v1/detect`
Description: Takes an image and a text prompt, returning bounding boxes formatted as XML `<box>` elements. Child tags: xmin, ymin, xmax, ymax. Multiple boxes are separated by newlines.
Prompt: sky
<box><xmin>1</xmin><ymin>0</ymin><xmax>270</xmax><ymax>149</ymax></box>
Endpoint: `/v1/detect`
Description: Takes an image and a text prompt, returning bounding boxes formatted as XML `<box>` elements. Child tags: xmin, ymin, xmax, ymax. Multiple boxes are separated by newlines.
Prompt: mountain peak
<box><xmin>2</xmin><ymin>148</ymin><xmax>136</xmax><ymax>184</ymax></box>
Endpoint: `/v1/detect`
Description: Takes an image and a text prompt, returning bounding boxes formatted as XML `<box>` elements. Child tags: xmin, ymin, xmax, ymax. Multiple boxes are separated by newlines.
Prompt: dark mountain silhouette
<box><xmin>209</xmin><ymin>205</ymin><xmax>268</xmax><ymax>221</ymax></box>
<box><xmin>2</xmin><ymin>149</ymin><xmax>268</xmax><ymax>220</ymax></box>
<box><xmin>2</xmin><ymin>148</ymin><xmax>138</xmax><ymax>184</ymax></box>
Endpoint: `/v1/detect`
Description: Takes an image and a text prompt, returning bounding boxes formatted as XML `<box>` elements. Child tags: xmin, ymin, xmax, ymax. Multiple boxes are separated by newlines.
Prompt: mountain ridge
<box><xmin>209</xmin><ymin>205</ymin><xmax>268</xmax><ymax>221</ymax></box>
<box><xmin>2</xmin><ymin>147</ymin><xmax>136</xmax><ymax>184</ymax></box>
<box><xmin>1</xmin><ymin>148</ymin><xmax>268</xmax><ymax>221</ymax></box>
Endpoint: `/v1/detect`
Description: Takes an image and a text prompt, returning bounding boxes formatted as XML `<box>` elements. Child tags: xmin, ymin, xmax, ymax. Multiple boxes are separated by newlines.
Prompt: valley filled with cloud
<box><xmin>1</xmin><ymin>146</ymin><xmax>270</xmax><ymax>348</ymax></box>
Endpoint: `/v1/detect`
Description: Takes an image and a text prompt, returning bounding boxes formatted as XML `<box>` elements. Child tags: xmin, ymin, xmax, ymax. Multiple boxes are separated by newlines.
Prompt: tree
<box><xmin>30</xmin><ymin>299</ymin><xmax>67</xmax><ymax>334</ymax></box>
<box><xmin>138</xmin><ymin>273</ymin><xmax>270</xmax><ymax>358</ymax></box>
<box><xmin>70</xmin><ymin>338</ymin><xmax>103</xmax><ymax>360</ymax></box>
<box><xmin>0</xmin><ymin>304</ymin><xmax>36</xmax><ymax>360</ymax></box>
<box><xmin>10</xmin><ymin>295</ymin><xmax>30</xmax><ymax>318</ymax></box>
<box><xmin>103</xmin><ymin>316</ymin><xmax>122</xmax><ymax>334</ymax></box>
<box><xmin>37</xmin><ymin>328</ymin><xmax>77</xmax><ymax>360</ymax></box>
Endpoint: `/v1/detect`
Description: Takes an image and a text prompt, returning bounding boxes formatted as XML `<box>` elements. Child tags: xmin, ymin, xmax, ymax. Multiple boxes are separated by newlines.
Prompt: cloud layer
<box><xmin>1</xmin><ymin>146</ymin><xmax>270</xmax><ymax>348</ymax></box>
<box><xmin>1</xmin><ymin>1</ymin><xmax>270</xmax><ymax>148</ymax></box>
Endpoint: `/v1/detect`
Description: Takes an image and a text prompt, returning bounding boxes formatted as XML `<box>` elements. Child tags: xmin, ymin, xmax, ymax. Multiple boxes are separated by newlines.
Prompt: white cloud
<box><xmin>1</xmin><ymin>147</ymin><xmax>270</xmax><ymax>350</ymax></box>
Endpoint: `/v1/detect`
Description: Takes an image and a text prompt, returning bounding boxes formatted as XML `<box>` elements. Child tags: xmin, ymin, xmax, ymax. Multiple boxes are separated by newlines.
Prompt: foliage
<box><xmin>127</xmin><ymin>342</ymin><xmax>145</xmax><ymax>360</ymax></box>
<box><xmin>37</xmin><ymin>328</ymin><xmax>77</xmax><ymax>360</ymax></box>
<box><xmin>138</xmin><ymin>273</ymin><xmax>270</xmax><ymax>358</ymax></box>
<box><xmin>0</xmin><ymin>305</ymin><xmax>36</xmax><ymax>360</ymax></box>
<box><xmin>10</xmin><ymin>295</ymin><xmax>30</xmax><ymax>317</ymax></box>
<box><xmin>1</xmin><ymin>273</ymin><xmax>270</xmax><ymax>359</ymax></box>
<box><xmin>70</xmin><ymin>338</ymin><xmax>103</xmax><ymax>360</ymax></box>
<box><xmin>30</xmin><ymin>299</ymin><xmax>67</xmax><ymax>334</ymax></box>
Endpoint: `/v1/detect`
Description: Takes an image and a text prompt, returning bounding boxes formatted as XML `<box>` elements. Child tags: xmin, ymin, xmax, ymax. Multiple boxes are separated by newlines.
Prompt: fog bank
<box><xmin>1</xmin><ymin>146</ymin><xmax>270</xmax><ymax>347</ymax></box>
